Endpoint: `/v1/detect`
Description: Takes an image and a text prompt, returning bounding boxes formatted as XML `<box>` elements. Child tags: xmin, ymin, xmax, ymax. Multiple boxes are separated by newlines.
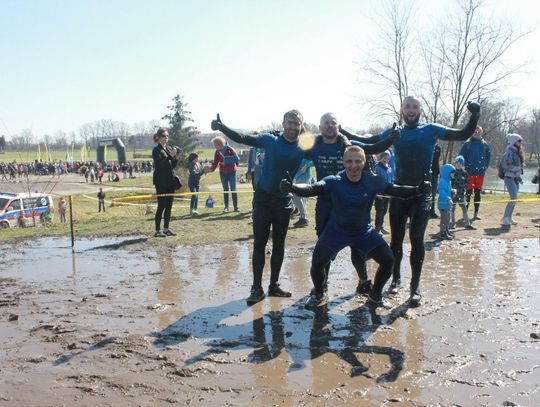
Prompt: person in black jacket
<box><xmin>152</xmin><ymin>128</ymin><xmax>181</xmax><ymax>237</ymax></box>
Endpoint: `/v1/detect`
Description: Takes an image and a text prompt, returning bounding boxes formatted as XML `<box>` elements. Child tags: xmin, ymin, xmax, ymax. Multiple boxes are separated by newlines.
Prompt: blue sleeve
<box><xmin>430</xmin><ymin>123</ymin><xmax>451</xmax><ymax>140</ymax></box>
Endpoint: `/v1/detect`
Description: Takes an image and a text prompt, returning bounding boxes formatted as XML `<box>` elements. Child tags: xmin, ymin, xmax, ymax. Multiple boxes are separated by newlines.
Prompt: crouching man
<box><xmin>280</xmin><ymin>145</ymin><xmax>430</xmax><ymax>308</ymax></box>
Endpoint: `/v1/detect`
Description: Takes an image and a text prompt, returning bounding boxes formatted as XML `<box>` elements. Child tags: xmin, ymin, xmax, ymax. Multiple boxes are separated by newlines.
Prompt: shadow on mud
<box><xmin>483</xmin><ymin>226</ymin><xmax>512</xmax><ymax>236</ymax></box>
<box><xmin>53</xmin><ymin>336</ymin><xmax>119</xmax><ymax>365</ymax></box>
<box><xmin>150</xmin><ymin>297</ymin><xmax>410</xmax><ymax>383</ymax></box>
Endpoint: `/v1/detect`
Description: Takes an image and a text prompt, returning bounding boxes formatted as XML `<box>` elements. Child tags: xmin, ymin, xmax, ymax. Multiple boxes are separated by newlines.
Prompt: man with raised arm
<box><xmin>368</xmin><ymin>97</ymin><xmax>480</xmax><ymax>306</ymax></box>
<box><xmin>211</xmin><ymin>111</ymin><xmax>305</xmax><ymax>305</ymax></box>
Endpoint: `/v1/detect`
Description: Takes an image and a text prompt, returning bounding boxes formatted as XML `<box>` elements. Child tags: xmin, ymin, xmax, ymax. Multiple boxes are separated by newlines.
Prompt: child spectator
<box><xmin>97</xmin><ymin>188</ymin><xmax>106</xmax><ymax>212</ymax></box>
<box><xmin>437</xmin><ymin>164</ymin><xmax>455</xmax><ymax>240</ymax></box>
<box><xmin>374</xmin><ymin>150</ymin><xmax>393</xmax><ymax>234</ymax></box>
<box><xmin>205</xmin><ymin>195</ymin><xmax>215</xmax><ymax>208</ymax></box>
<box><xmin>97</xmin><ymin>167</ymin><xmax>104</xmax><ymax>183</ymax></box>
<box><xmin>57</xmin><ymin>197</ymin><xmax>67</xmax><ymax>223</ymax></box>
<box><xmin>187</xmin><ymin>153</ymin><xmax>204</xmax><ymax>215</ymax></box>
<box><xmin>451</xmin><ymin>156</ymin><xmax>475</xmax><ymax>230</ymax></box>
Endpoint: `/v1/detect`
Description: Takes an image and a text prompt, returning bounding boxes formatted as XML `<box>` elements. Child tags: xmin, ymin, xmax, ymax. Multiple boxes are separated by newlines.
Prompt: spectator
<box><xmin>206</xmin><ymin>136</ymin><xmax>240</xmax><ymax>213</ymax></box>
<box><xmin>459</xmin><ymin>125</ymin><xmax>491</xmax><ymax>220</ymax></box>
<box><xmin>500</xmin><ymin>134</ymin><xmax>524</xmax><ymax>226</ymax></box>
<box><xmin>57</xmin><ymin>197</ymin><xmax>67</xmax><ymax>223</ymax></box>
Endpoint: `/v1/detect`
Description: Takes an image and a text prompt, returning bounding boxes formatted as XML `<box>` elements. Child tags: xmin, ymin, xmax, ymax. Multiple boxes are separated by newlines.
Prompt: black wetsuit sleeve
<box><xmin>219</xmin><ymin>125</ymin><xmax>259</xmax><ymax>148</ymax></box>
<box><xmin>290</xmin><ymin>182</ymin><xmax>325</xmax><ymax>197</ymax></box>
<box><xmin>384</xmin><ymin>184</ymin><xmax>419</xmax><ymax>198</ymax></box>
<box><xmin>362</xmin><ymin>137</ymin><xmax>395</xmax><ymax>154</ymax></box>
<box><xmin>339</xmin><ymin>127</ymin><xmax>381</xmax><ymax>143</ymax></box>
<box><xmin>443</xmin><ymin>114</ymin><xmax>480</xmax><ymax>141</ymax></box>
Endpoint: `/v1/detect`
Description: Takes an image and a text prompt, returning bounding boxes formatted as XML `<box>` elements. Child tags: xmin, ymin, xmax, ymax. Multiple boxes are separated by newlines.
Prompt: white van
<box><xmin>0</xmin><ymin>192</ymin><xmax>54</xmax><ymax>229</ymax></box>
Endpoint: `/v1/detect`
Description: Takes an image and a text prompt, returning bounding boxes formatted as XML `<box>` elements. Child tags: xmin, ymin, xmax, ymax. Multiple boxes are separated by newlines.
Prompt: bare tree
<box><xmin>419</xmin><ymin>29</ymin><xmax>451</xmax><ymax>124</ymax></box>
<box><xmin>357</xmin><ymin>0</ymin><xmax>416</xmax><ymax>121</ymax></box>
<box><xmin>434</xmin><ymin>0</ymin><xmax>530</xmax><ymax>161</ymax></box>
<box><xmin>54</xmin><ymin>130</ymin><xmax>69</xmax><ymax>150</ymax></box>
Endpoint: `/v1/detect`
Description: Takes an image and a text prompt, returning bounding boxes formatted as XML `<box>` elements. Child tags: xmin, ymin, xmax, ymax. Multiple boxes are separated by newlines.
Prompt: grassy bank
<box><xmin>1</xmin><ymin>183</ymin><xmax>538</xmax><ymax>246</ymax></box>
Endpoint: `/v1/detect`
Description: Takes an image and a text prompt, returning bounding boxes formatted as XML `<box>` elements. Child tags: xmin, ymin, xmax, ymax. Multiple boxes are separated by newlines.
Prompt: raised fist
<box><xmin>211</xmin><ymin>114</ymin><xmax>223</xmax><ymax>131</ymax></box>
<box><xmin>467</xmin><ymin>101</ymin><xmax>481</xmax><ymax>115</ymax></box>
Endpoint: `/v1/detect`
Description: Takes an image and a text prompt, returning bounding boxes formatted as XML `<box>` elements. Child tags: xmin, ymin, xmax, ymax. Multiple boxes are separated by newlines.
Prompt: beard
<box><xmin>284</xmin><ymin>128</ymin><xmax>300</xmax><ymax>141</ymax></box>
<box><xmin>403</xmin><ymin>113</ymin><xmax>421</xmax><ymax>127</ymax></box>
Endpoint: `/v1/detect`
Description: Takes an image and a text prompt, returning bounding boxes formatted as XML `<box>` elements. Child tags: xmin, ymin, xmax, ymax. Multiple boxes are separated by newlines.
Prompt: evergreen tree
<box><xmin>162</xmin><ymin>94</ymin><xmax>200</xmax><ymax>165</ymax></box>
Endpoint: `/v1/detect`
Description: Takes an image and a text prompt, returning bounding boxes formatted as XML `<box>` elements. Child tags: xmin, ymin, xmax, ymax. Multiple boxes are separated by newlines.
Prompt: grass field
<box><xmin>1</xmin><ymin>177</ymin><xmax>538</xmax><ymax>246</ymax></box>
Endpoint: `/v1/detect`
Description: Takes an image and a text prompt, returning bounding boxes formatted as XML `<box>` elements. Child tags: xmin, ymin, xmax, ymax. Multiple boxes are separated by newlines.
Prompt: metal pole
<box><xmin>69</xmin><ymin>195</ymin><xmax>74</xmax><ymax>252</ymax></box>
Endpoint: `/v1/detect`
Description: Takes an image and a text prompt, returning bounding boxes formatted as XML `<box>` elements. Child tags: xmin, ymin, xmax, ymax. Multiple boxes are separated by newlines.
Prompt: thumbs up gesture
<box><xmin>211</xmin><ymin>114</ymin><xmax>223</xmax><ymax>131</ymax></box>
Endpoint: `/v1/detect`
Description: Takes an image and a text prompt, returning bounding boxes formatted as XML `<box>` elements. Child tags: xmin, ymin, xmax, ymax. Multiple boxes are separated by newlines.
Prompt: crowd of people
<box><xmin>0</xmin><ymin>159</ymin><xmax>154</xmax><ymax>182</ymax></box>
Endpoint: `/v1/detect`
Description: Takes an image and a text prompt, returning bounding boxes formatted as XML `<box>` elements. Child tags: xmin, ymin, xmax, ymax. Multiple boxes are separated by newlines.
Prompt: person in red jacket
<box><xmin>206</xmin><ymin>136</ymin><xmax>240</xmax><ymax>212</ymax></box>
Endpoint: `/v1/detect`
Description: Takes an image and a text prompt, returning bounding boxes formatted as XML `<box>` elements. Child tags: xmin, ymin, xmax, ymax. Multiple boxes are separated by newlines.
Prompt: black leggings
<box><xmin>310</xmin><ymin>243</ymin><xmax>394</xmax><ymax>295</ymax></box>
<box><xmin>155</xmin><ymin>187</ymin><xmax>174</xmax><ymax>231</ymax></box>
<box><xmin>465</xmin><ymin>188</ymin><xmax>482</xmax><ymax>214</ymax></box>
<box><xmin>251</xmin><ymin>191</ymin><xmax>293</xmax><ymax>288</ymax></box>
<box><xmin>389</xmin><ymin>195</ymin><xmax>430</xmax><ymax>292</ymax></box>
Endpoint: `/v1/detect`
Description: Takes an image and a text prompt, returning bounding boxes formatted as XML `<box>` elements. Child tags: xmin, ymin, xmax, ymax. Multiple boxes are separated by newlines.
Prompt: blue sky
<box><xmin>1</xmin><ymin>0</ymin><xmax>539</xmax><ymax>139</ymax></box>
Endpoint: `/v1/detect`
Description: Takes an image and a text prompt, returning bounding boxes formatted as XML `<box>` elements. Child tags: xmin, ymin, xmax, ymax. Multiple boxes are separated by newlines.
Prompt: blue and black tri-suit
<box><xmin>290</xmin><ymin>170</ymin><xmax>420</xmax><ymax>297</ymax></box>
<box><xmin>216</xmin><ymin>125</ymin><xmax>304</xmax><ymax>289</ymax></box>
<box><xmin>305</xmin><ymin>134</ymin><xmax>396</xmax><ymax>286</ymax></box>
<box><xmin>375</xmin><ymin>114</ymin><xmax>479</xmax><ymax>295</ymax></box>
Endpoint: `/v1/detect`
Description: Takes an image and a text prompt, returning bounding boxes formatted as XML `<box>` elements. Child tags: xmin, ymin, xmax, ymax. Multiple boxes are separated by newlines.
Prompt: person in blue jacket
<box><xmin>369</xmin><ymin>96</ymin><xmax>480</xmax><ymax>306</ymax></box>
<box><xmin>459</xmin><ymin>125</ymin><xmax>491</xmax><ymax>220</ymax></box>
<box><xmin>211</xmin><ymin>111</ymin><xmax>305</xmax><ymax>305</ymax></box>
<box><xmin>437</xmin><ymin>163</ymin><xmax>456</xmax><ymax>240</ymax></box>
<box><xmin>280</xmin><ymin>145</ymin><xmax>430</xmax><ymax>308</ymax></box>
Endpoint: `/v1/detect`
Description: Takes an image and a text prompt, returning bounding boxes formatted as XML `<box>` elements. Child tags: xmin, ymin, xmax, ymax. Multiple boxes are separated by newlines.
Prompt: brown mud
<box><xmin>1</xmin><ymin>235</ymin><xmax>539</xmax><ymax>406</ymax></box>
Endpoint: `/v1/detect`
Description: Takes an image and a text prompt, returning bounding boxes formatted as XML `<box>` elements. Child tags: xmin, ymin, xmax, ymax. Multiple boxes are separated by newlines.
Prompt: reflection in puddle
<box><xmin>0</xmin><ymin>237</ymin><xmax>538</xmax><ymax>405</ymax></box>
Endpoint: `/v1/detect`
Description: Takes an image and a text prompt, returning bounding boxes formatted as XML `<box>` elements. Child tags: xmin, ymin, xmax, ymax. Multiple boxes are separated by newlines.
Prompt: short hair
<box><xmin>188</xmin><ymin>152</ymin><xmax>198</xmax><ymax>162</ymax></box>
<box><xmin>211</xmin><ymin>136</ymin><xmax>226</xmax><ymax>146</ymax></box>
<box><xmin>402</xmin><ymin>96</ymin><xmax>422</xmax><ymax>107</ymax></box>
<box><xmin>283</xmin><ymin>109</ymin><xmax>303</xmax><ymax>123</ymax></box>
<box><xmin>320</xmin><ymin>112</ymin><xmax>337</xmax><ymax>125</ymax></box>
<box><xmin>154</xmin><ymin>127</ymin><xmax>169</xmax><ymax>143</ymax></box>
<box><xmin>344</xmin><ymin>144</ymin><xmax>366</xmax><ymax>159</ymax></box>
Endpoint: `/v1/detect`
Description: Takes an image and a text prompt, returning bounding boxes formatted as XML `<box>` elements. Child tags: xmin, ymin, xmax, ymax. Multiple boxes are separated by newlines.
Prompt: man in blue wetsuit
<box><xmin>305</xmin><ymin>112</ymin><xmax>399</xmax><ymax>295</ymax></box>
<box><xmin>376</xmin><ymin>96</ymin><xmax>481</xmax><ymax>306</ymax></box>
<box><xmin>211</xmin><ymin>111</ymin><xmax>306</xmax><ymax>305</ymax></box>
<box><xmin>280</xmin><ymin>145</ymin><xmax>430</xmax><ymax>308</ymax></box>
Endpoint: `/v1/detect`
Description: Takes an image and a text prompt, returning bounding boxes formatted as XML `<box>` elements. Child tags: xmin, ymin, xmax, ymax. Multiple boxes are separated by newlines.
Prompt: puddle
<box><xmin>0</xmin><ymin>237</ymin><xmax>539</xmax><ymax>405</ymax></box>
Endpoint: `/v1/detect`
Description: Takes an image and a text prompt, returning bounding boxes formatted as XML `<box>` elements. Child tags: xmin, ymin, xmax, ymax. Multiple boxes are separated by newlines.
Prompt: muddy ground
<box><xmin>1</xmin><ymin>232</ymin><xmax>539</xmax><ymax>406</ymax></box>
<box><xmin>1</xmin><ymin>174</ymin><xmax>540</xmax><ymax>406</ymax></box>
